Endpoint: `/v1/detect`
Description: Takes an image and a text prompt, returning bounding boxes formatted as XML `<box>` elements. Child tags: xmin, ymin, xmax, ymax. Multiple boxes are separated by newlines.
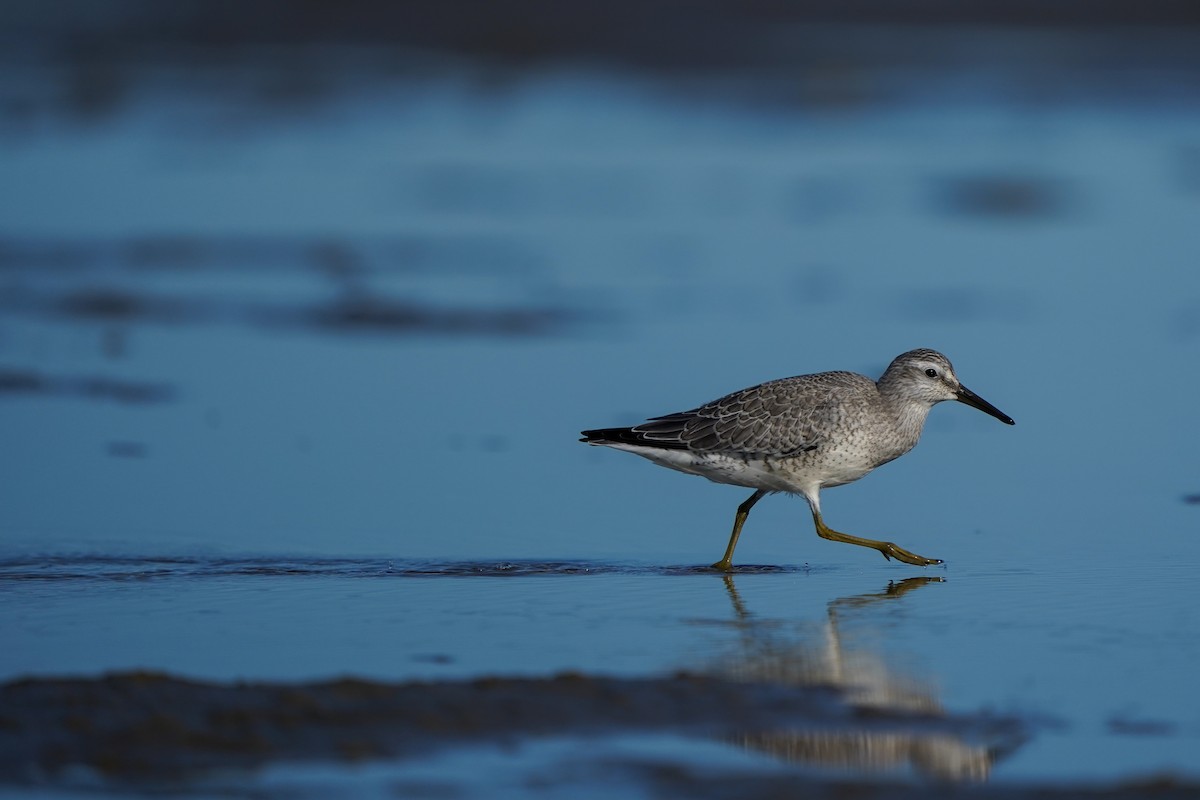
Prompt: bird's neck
<box><xmin>878</xmin><ymin>389</ymin><xmax>933</xmax><ymax>451</ymax></box>
<box><xmin>895</xmin><ymin>400</ymin><xmax>931</xmax><ymax>439</ymax></box>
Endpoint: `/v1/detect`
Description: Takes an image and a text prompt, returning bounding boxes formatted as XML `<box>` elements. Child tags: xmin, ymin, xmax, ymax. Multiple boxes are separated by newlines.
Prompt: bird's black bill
<box><xmin>955</xmin><ymin>385</ymin><xmax>1015</xmax><ymax>425</ymax></box>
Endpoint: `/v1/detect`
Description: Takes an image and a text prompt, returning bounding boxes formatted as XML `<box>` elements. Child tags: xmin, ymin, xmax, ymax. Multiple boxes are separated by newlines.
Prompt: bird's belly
<box><xmin>610</xmin><ymin>441</ymin><xmax>892</xmax><ymax>494</ymax></box>
<box><xmin>816</xmin><ymin>462</ymin><xmax>876</xmax><ymax>489</ymax></box>
<box><xmin>638</xmin><ymin>448</ymin><xmax>850</xmax><ymax>494</ymax></box>
<box><xmin>634</xmin><ymin>449</ymin><xmax>804</xmax><ymax>492</ymax></box>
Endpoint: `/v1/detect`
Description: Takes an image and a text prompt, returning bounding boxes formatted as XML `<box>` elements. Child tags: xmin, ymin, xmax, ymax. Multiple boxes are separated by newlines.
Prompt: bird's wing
<box><xmin>632</xmin><ymin>375</ymin><xmax>846</xmax><ymax>456</ymax></box>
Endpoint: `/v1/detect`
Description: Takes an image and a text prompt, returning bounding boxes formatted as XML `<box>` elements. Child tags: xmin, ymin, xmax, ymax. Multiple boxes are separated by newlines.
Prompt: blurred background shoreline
<box><xmin>7</xmin><ymin>1</ymin><xmax>1200</xmax><ymax>129</ymax></box>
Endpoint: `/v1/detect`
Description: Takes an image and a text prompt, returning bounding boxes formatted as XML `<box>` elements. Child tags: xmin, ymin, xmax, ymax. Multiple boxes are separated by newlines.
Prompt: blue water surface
<box><xmin>2</xmin><ymin>24</ymin><xmax>1199</xmax><ymax>792</ymax></box>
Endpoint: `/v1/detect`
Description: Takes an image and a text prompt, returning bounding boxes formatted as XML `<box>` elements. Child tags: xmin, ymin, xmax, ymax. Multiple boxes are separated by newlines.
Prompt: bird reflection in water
<box><xmin>704</xmin><ymin>576</ymin><xmax>1015</xmax><ymax>782</ymax></box>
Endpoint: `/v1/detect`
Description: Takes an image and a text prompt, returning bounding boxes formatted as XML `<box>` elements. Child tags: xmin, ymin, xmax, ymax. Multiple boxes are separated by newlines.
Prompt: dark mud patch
<box><xmin>0</xmin><ymin>235</ymin><xmax>591</xmax><ymax>339</ymax></box>
<box><xmin>258</xmin><ymin>296</ymin><xmax>578</xmax><ymax>338</ymax></box>
<box><xmin>0</xmin><ymin>368</ymin><xmax>174</xmax><ymax>404</ymax></box>
<box><xmin>625</xmin><ymin>762</ymin><xmax>1200</xmax><ymax>800</ymax></box>
<box><xmin>56</xmin><ymin>287</ymin><xmax>207</xmax><ymax>324</ymax></box>
<box><xmin>0</xmin><ymin>555</ymin><xmax>823</xmax><ymax>583</ymax></box>
<box><xmin>1107</xmin><ymin>716</ymin><xmax>1178</xmax><ymax>737</ymax></box>
<box><xmin>0</xmin><ymin>284</ymin><xmax>588</xmax><ymax>339</ymax></box>
<box><xmin>0</xmin><ymin>234</ymin><xmax>546</xmax><ymax>276</ymax></box>
<box><xmin>390</xmin><ymin>561</ymin><xmax>823</xmax><ymax>578</ymax></box>
<box><xmin>3</xmin><ymin>671</ymin><xmax>1195</xmax><ymax>797</ymax></box>
<box><xmin>930</xmin><ymin>175</ymin><xmax>1072</xmax><ymax>220</ymax></box>
<box><xmin>0</xmin><ymin>670</ymin><xmax>1023</xmax><ymax>789</ymax></box>
<box><xmin>0</xmin><ymin>284</ymin><xmax>217</xmax><ymax>326</ymax></box>
<box><xmin>104</xmin><ymin>440</ymin><xmax>149</xmax><ymax>459</ymax></box>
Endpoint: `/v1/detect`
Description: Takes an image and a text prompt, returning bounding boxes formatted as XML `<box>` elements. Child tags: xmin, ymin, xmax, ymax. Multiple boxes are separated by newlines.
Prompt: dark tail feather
<box><xmin>580</xmin><ymin>425</ymin><xmax>690</xmax><ymax>450</ymax></box>
<box><xmin>580</xmin><ymin>427</ymin><xmax>635</xmax><ymax>445</ymax></box>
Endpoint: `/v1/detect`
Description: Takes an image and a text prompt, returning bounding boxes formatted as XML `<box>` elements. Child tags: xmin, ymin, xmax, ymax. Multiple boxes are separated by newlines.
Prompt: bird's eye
<box><xmin>925</xmin><ymin>368</ymin><xmax>938</xmax><ymax>378</ymax></box>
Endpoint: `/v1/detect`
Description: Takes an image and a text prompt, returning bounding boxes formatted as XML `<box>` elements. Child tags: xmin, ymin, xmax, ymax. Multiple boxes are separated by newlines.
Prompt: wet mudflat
<box><xmin>3</xmin><ymin>1</ymin><xmax>1200</xmax><ymax>796</ymax></box>
<box><xmin>4</xmin><ymin>559</ymin><xmax>1200</xmax><ymax>796</ymax></box>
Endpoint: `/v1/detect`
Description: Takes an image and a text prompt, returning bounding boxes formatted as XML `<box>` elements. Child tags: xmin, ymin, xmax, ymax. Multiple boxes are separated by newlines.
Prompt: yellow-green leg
<box><xmin>711</xmin><ymin>489</ymin><xmax>767</xmax><ymax>571</ymax></box>
<box><xmin>812</xmin><ymin>509</ymin><xmax>942</xmax><ymax>567</ymax></box>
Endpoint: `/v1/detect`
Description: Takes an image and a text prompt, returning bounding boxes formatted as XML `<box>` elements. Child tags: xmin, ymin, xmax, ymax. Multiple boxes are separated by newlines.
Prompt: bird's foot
<box><xmin>709</xmin><ymin>559</ymin><xmax>734</xmax><ymax>572</ymax></box>
<box><xmin>878</xmin><ymin>542</ymin><xmax>942</xmax><ymax>567</ymax></box>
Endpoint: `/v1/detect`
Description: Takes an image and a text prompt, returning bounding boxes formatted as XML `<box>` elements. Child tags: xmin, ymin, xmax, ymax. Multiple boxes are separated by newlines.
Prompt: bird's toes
<box><xmin>882</xmin><ymin>542</ymin><xmax>942</xmax><ymax>567</ymax></box>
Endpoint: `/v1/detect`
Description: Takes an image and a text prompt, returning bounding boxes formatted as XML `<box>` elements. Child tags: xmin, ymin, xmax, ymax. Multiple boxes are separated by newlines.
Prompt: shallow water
<box><xmin>3</xmin><ymin>4</ymin><xmax>1200</xmax><ymax>796</ymax></box>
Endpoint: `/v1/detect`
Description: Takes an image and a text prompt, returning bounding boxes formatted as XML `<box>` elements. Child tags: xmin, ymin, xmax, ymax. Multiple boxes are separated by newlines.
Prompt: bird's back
<box><xmin>680</xmin><ymin>371</ymin><xmax>879</xmax><ymax>455</ymax></box>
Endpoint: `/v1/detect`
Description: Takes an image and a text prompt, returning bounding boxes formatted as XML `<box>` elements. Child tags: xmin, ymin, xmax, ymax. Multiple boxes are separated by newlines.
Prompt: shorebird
<box><xmin>581</xmin><ymin>349</ymin><xmax>1013</xmax><ymax>569</ymax></box>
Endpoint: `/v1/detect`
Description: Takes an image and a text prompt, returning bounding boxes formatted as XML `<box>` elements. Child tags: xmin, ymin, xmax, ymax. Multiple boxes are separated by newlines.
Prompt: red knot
<box><xmin>581</xmin><ymin>349</ymin><xmax>1014</xmax><ymax>569</ymax></box>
